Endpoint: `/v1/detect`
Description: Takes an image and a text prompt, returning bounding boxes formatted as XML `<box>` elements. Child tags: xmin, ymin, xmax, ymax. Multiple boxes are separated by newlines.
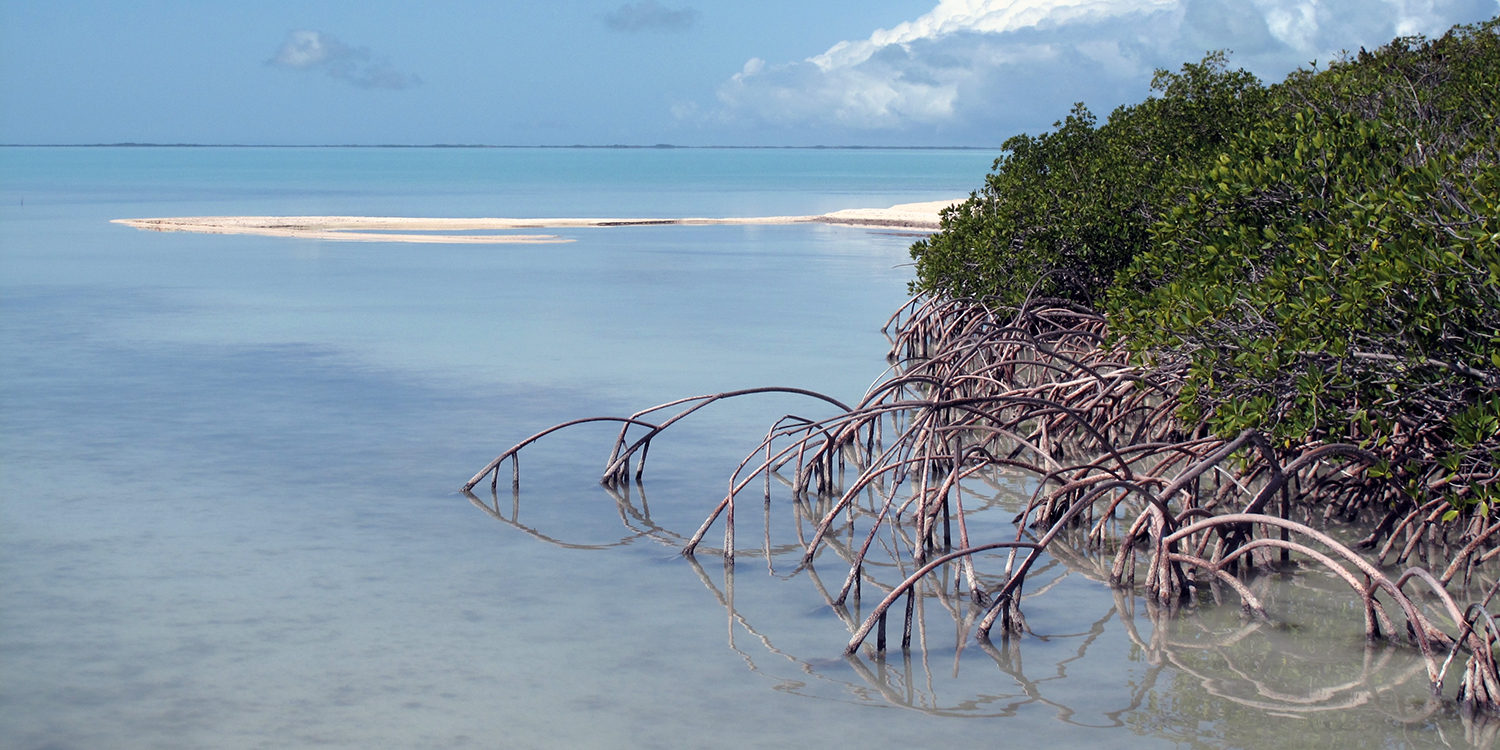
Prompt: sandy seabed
<box><xmin>112</xmin><ymin>200</ymin><xmax>962</xmax><ymax>244</ymax></box>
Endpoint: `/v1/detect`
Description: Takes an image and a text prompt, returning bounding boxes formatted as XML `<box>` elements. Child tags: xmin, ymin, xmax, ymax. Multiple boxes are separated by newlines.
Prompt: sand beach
<box><xmin>112</xmin><ymin>199</ymin><xmax>962</xmax><ymax>244</ymax></box>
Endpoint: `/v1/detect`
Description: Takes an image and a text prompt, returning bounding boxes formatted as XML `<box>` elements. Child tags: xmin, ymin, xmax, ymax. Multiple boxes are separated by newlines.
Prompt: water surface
<box><xmin>0</xmin><ymin>147</ymin><xmax>1474</xmax><ymax>749</ymax></box>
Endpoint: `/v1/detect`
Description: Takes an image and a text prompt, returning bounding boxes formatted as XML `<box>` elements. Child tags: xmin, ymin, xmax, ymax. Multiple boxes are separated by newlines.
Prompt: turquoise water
<box><xmin>0</xmin><ymin>147</ymin><xmax>1468</xmax><ymax>749</ymax></box>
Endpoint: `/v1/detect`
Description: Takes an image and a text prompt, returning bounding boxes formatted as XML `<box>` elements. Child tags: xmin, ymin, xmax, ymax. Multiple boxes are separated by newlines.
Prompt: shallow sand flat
<box><xmin>110</xmin><ymin>216</ymin><xmax>577</xmax><ymax>244</ymax></box>
<box><xmin>112</xmin><ymin>200</ymin><xmax>963</xmax><ymax>244</ymax></box>
<box><xmin>817</xmin><ymin>199</ymin><xmax>964</xmax><ymax>228</ymax></box>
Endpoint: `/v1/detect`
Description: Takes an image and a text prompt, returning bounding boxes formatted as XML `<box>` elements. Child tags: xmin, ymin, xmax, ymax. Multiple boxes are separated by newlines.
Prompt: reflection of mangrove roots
<box><xmin>463</xmin><ymin>295</ymin><xmax>1500</xmax><ymax>713</ymax></box>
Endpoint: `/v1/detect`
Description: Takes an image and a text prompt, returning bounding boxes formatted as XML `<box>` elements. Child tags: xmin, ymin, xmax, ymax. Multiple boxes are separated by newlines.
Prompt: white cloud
<box><xmin>809</xmin><ymin>0</ymin><xmax>1177</xmax><ymax>69</ymax></box>
<box><xmin>704</xmin><ymin>0</ymin><xmax>1498</xmax><ymax>139</ymax></box>
<box><xmin>268</xmin><ymin>31</ymin><xmax>421</xmax><ymax>90</ymax></box>
<box><xmin>604</xmin><ymin>1</ymin><xmax>699</xmax><ymax>32</ymax></box>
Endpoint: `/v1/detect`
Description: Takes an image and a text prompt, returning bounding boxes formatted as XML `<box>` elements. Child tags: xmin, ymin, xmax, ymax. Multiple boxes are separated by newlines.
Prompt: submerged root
<box><xmin>463</xmin><ymin>295</ymin><xmax>1500</xmax><ymax>712</ymax></box>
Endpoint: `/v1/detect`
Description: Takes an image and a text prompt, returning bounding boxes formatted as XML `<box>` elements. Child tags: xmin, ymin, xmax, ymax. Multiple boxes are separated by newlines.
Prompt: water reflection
<box><xmin>682</xmin><ymin>544</ymin><xmax>1146</xmax><ymax>721</ymax></box>
<box><xmin>466</xmin><ymin>478</ymin><xmax>1500</xmax><ymax>747</ymax></box>
<box><xmin>465</xmin><ymin>480</ymin><xmax>683</xmax><ymax>551</ymax></box>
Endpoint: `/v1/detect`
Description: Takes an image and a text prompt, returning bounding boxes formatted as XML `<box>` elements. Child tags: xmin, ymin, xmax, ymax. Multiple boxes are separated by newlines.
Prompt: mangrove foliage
<box><xmin>914</xmin><ymin>18</ymin><xmax>1500</xmax><ymax>514</ymax></box>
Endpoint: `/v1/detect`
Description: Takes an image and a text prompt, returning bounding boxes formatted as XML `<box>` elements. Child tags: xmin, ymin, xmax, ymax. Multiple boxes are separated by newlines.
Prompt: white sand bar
<box><xmin>112</xmin><ymin>200</ymin><xmax>963</xmax><ymax>244</ymax></box>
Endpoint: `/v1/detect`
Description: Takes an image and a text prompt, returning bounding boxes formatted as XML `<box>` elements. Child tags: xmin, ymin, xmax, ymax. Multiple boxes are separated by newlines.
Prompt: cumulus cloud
<box><xmin>267</xmin><ymin>30</ymin><xmax>421</xmax><ymax>90</ymax></box>
<box><xmin>707</xmin><ymin>0</ymin><xmax>1498</xmax><ymax>138</ymax></box>
<box><xmin>604</xmin><ymin>1</ymin><xmax>699</xmax><ymax>32</ymax></box>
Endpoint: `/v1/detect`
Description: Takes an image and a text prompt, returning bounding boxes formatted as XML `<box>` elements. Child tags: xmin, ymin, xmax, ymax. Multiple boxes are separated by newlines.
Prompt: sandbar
<box><xmin>112</xmin><ymin>200</ymin><xmax>963</xmax><ymax>244</ymax></box>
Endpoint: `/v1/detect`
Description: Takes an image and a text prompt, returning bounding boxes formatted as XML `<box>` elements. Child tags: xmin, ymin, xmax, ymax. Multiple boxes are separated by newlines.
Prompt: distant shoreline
<box><xmin>3</xmin><ymin>143</ymin><xmax>997</xmax><ymax>150</ymax></box>
<box><xmin>113</xmin><ymin>200</ymin><xmax>962</xmax><ymax>244</ymax></box>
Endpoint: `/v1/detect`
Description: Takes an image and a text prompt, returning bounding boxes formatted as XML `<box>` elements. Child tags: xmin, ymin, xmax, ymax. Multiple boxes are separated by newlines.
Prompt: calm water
<box><xmin>0</xmin><ymin>147</ymin><xmax>1473</xmax><ymax>749</ymax></box>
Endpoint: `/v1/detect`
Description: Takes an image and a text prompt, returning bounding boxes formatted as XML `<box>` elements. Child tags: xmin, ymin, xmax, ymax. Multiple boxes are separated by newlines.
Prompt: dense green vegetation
<box><xmin>910</xmin><ymin>52</ymin><xmax>1267</xmax><ymax>305</ymax></box>
<box><xmin>912</xmin><ymin>18</ymin><xmax>1499</xmax><ymax>507</ymax></box>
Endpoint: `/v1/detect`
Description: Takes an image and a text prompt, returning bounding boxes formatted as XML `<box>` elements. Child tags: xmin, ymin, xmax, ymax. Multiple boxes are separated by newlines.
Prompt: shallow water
<box><xmin>0</xmin><ymin>147</ymin><xmax>1482</xmax><ymax>749</ymax></box>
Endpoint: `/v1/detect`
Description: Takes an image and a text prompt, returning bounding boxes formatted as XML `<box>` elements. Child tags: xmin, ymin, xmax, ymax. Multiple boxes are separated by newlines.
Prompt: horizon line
<box><xmin>0</xmin><ymin>142</ymin><xmax>998</xmax><ymax>151</ymax></box>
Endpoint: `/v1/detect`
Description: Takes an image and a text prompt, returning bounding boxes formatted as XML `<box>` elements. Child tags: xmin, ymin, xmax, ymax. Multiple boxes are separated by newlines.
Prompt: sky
<box><xmin>1</xmin><ymin>0</ymin><xmax>1496</xmax><ymax>147</ymax></box>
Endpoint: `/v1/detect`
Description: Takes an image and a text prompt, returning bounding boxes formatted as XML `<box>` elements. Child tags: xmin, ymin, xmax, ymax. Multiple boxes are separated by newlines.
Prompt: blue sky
<box><xmin>2</xmin><ymin>0</ymin><xmax>1496</xmax><ymax>146</ymax></box>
